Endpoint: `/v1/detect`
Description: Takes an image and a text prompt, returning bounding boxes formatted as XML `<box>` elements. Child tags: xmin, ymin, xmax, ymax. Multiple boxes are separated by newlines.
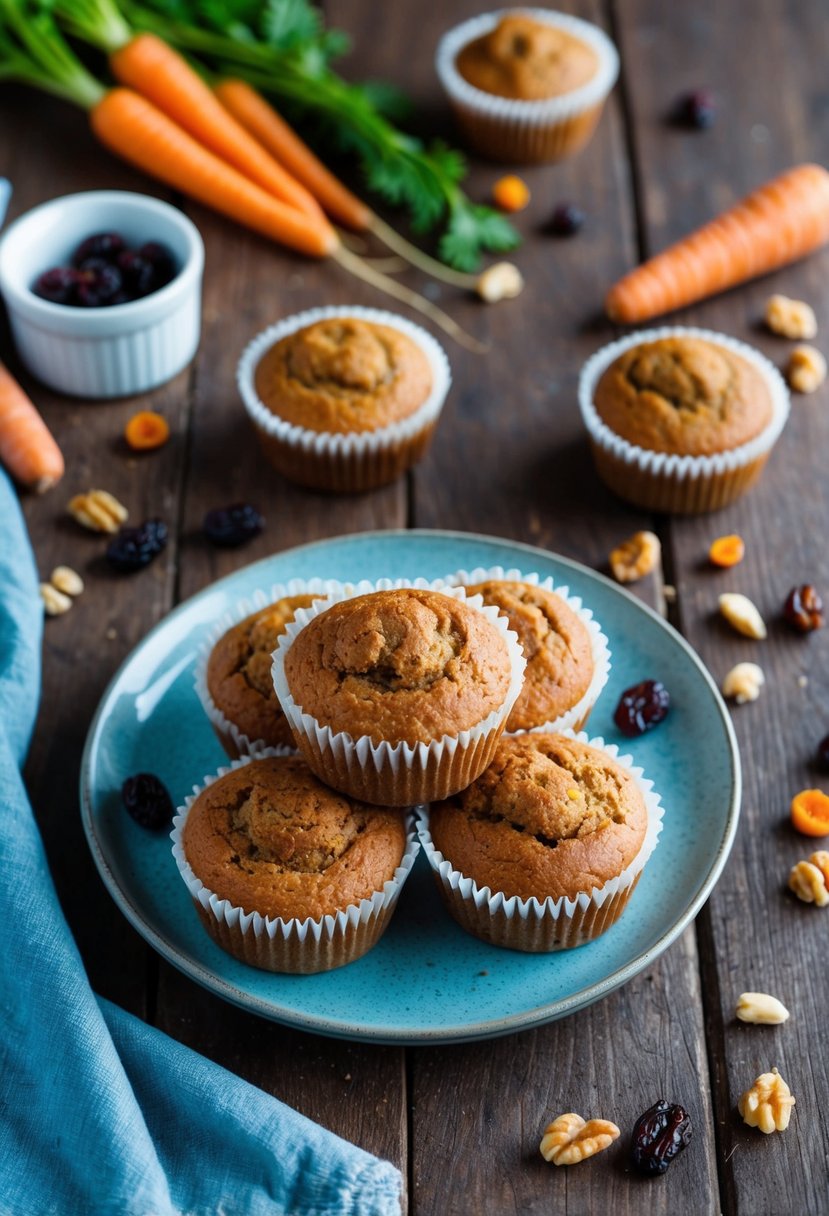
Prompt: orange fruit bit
<box><xmin>791</xmin><ymin>788</ymin><xmax>829</xmax><ymax>837</ymax></box>
<box><xmin>492</xmin><ymin>175</ymin><xmax>530</xmax><ymax>213</ymax></box>
<box><xmin>709</xmin><ymin>534</ymin><xmax>745</xmax><ymax>568</ymax></box>
<box><xmin>124</xmin><ymin>410</ymin><xmax>170</xmax><ymax>452</ymax></box>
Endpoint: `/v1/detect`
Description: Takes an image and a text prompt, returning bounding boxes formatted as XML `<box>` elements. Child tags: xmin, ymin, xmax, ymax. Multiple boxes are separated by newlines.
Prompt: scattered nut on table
<box><xmin>476</xmin><ymin>262</ymin><xmax>524</xmax><ymax>303</ymax></box>
<box><xmin>39</xmin><ymin>582</ymin><xmax>73</xmax><ymax>616</ymax></box>
<box><xmin>788</xmin><ymin>855</ymin><xmax>829</xmax><ymax>906</ymax></box>
<box><xmin>722</xmin><ymin>662</ymin><xmax>765</xmax><ymax>704</ymax></box>
<box><xmin>765</xmin><ymin>294</ymin><xmax>817</xmax><ymax>340</ymax></box>
<box><xmin>736</xmin><ymin>992</ymin><xmax>790</xmax><ymax>1025</ymax></box>
<box><xmin>787</xmin><ymin>344</ymin><xmax>827</xmax><ymax>394</ymax></box>
<box><xmin>49</xmin><ymin>565</ymin><xmax>84</xmax><ymax>597</ymax></box>
<box><xmin>68</xmin><ymin>489</ymin><xmax>128</xmax><ymax>534</ymax></box>
<box><xmin>719</xmin><ymin>592</ymin><xmax>767</xmax><ymax>639</ymax></box>
<box><xmin>609</xmin><ymin>530</ymin><xmax>661</xmax><ymax>583</ymax></box>
<box><xmin>738</xmin><ymin>1068</ymin><xmax>795</xmax><ymax>1133</ymax></box>
<box><xmin>539</xmin><ymin>1112</ymin><xmax>620</xmax><ymax>1165</ymax></box>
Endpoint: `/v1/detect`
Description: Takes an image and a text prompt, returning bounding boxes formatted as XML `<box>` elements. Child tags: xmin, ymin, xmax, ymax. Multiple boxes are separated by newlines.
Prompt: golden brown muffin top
<box><xmin>465</xmin><ymin>580</ymin><xmax>593</xmax><ymax>730</ymax></box>
<box><xmin>428</xmin><ymin>733</ymin><xmax>648</xmax><ymax>901</ymax></box>
<box><xmin>253</xmin><ymin>318</ymin><xmax>433</xmax><ymax>434</ymax></box>
<box><xmin>182</xmin><ymin>754</ymin><xmax>407</xmax><ymax>921</ymax></box>
<box><xmin>593</xmin><ymin>337</ymin><xmax>774</xmax><ymax>457</ymax></box>
<box><xmin>456</xmin><ymin>13</ymin><xmax>598</xmax><ymax>101</ymax></box>
<box><xmin>283</xmin><ymin>588</ymin><xmax>514</xmax><ymax>746</ymax></box>
<box><xmin>206</xmin><ymin>595</ymin><xmax>320</xmax><ymax>749</ymax></box>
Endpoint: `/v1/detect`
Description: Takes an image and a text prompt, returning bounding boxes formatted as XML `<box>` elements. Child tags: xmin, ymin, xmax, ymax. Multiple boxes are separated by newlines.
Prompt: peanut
<box><xmin>735</xmin><ymin>992</ymin><xmax>790</xmax><ymax>1025</ymax></box>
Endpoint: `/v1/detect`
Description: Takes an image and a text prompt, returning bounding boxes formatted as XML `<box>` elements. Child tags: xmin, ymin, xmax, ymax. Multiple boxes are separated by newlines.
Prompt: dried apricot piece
<box><xmin>709</xmin><ymin>534</ymin><xmax>745</xmax><ymax>568</ymax></box>
<box><xmin>125</xmin><ymin>410</ymin><xmax>170</xmax><ymax>451</ymax></box>
<box><xmin>492</xmin><ymin>175</ymin><xmax>530</xmax><ymax>213</ymax></box>
<box><xmin>790</xmin><ymin>788</ymin><xmax>829</xmax><ymax>837</ymax></box>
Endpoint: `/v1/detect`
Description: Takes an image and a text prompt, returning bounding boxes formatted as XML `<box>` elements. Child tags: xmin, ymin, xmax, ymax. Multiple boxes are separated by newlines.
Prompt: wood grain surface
<box><xmin>2</xmin><ymin>0</ymin><xmax>828</xmax><ymax>1210</ymax></box>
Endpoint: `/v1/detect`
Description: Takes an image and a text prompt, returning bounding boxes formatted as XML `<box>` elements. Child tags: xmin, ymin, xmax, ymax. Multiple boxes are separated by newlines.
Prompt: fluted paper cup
<box><xmin>435</xmin><ymin>9</ymin><xmax>619</xmax><ymax>163</ymax></box>
<box><xmin>171</xmin><ymin>750</ymin><xmax>420</xmax><ymax>974</ymax></box>
<box><xmin>579</xmin><ymin>327</ymin><xmax>790</xmax><ymax>514</ymax></box>
<box><xmin>417</xmin><ymin>730</ymin><xmax>664</xmax><ymax>952</ymax></box>
<box><xmin>271</xmin><ymin>578</ymin><xmax>527</xmax><ymax>807</ymax></box>
<box><xmin>237</xmin><ymin>306</ymin><xmax>451</xmax><ymax>493</ymax></box>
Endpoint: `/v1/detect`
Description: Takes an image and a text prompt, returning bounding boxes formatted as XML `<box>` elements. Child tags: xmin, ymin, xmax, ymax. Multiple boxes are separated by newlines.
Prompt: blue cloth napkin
<box><xmin>0</xmin><ymin>469</ymin><xmax>403</xmax><ymax>1216</ymax></box>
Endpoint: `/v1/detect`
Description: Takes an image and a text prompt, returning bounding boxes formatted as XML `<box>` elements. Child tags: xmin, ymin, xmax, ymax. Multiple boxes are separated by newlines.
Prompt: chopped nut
<box><xmin>476</xmin><ymin>262</ymin><xmax>524</xmax><ymax>303</ymax></box>
<box><xmin>736</xmin><ymin>992</ymin><xmax>790</xmax><ymax>1025</ymax></box>
<box><xmin>539</xmin><ymin>1113</ymin><xmax>620</xmax><ymax>1165</ymax></box>
<box><xmin>719</xmin><ymin>592</ymin><xmax>767</xmax><ymax>639</ymax></box>
<box><xmin>787</xmin><ymin>344</ymin><xmax>827</xmax><ymax>394</ymax></box>
<box><xmin>39</xmin><ymin>582</ymin><xmax>72</xmax><ymax>616</ymax></box>
<box><xmin>788</xmin><ymin>859</ymin><xmax>829</xmax><ymax>906</ymax></box>
<box><xmin>765</xmin><ymin>294</ymin><xmax>817</xmax><ymax>340</ymax></box>
<box><xmin>722</xmin><ymin>662</ymin><xmax>765</xmax><ymax>704</ymax></box>
<box><xmin>810</xmin><ymin>850</ymin><xmax>829</xmax><ymax>885</ymax></box>
<box><xmin>663</xmin><ymin>583</ymin><xmax>677</xmax><ymax>603</ymax></box>
<box><xmin>50</xmin><ymin>565</ymin><xmax>84</xmax><ymax>597</ymax></box>
<box><xmin>738</xmin><ymin>1068</ymin><xmax>795</xmax><ymax>1133</ymax></box>
<box><xmin>609</xmin><ymin>530</ymin><xmax>661</xmax><ymax>583</ymax></box>
<box><xmin>68</xmin><ymin>489</ymin><xmax>128</xmax><ymax>534</ymax></box>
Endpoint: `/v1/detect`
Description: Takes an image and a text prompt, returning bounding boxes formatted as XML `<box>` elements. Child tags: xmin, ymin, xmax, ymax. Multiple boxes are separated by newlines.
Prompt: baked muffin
<box><xmin>202</xmin><ymin>594</ymin><xmax>322</xmax><ymax>757</ymax></box>
<box><xmin>436</xmin><ymin>9</ymin><xmax>619</xmax><ymax>163</ymax></box>
<box><xmin>419</xmin><ymin>731</ymin><xmax>663</xmax><ymax>952</ymax></box>
<box><xmin>579</xmin><ymin>328</ymin><xmax>790</xmax><ymax>513</ymax></box>
<box><xmin>271</xmin><ymin>582</ymin><xmax>526</xmax><ymax>806</ymax></box>
<box><xmin>172</xmin><ymin>752</ymin><xmax>418</xmax><ymax>973</ymax></box>
<box><xmin>238</xmin><ymin>307</ymin><xmax>451</xmax><ymax>493</ymax></box>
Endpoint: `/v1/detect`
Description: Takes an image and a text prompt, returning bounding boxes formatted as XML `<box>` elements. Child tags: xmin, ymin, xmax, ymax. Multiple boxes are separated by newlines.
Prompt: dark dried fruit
<box><xmin>121</xmin><ymin>772</ymin><xmax>174</xmax><ymax>830</ymax></box>
<box><xmin>32</xmin><ymin>266</ymin><xmax>80</xmax><ymax>305</ymax></box>
<box><xmin>117</xmin><ymin>250</ymin><xmax>156</xmax><ymax>298</ymax></box>
<box><xmin>614</xmin><ymin>679</ymin><xmax>670</xmax><ymax>737</ymax></box>
<box><xmin>71</xmin><ymin>231</ymin><xmax>126</xmax><ymax>266</ymax></box>
<box><xmin>203</xmin><ymin>503</ymin><xmax>264</xmax><ymax>548</ymax></box>
<box><xmin>671</xmin><ymin>89</ymin><xmax>716</xmax><ymax>129</ymax></box>
<box><xmin>76</xmin><ymin>261</ymin><xmax>123</xmax><ymax>308</ymax></box>
<box><xmin>817</xmin><ymin>734</ymin><xmax>829</xmax><ymax>773</ymax></box>
<box><xmin>106</xmin><ymin>518</ymin><xmax>168</xmax><ymax>572</ymax></box>
<box><xmin>631</xmin><ymin>1099</ymin><xmax>692</xmax><ymax>1176</ymax></box>
<box><xmin>549</xmin><ymin>203</ymin><xmax>585</xmax><ymax>236</ymax></box>
<box><xmin>783</xmin><ymin>584</ymin><xmax>824</xmax><ymax>633</ymax></box>
<box><xmin>137</xmin><ymin>241</ymin><xmax>177</xmax><ymax>288</ymax></box>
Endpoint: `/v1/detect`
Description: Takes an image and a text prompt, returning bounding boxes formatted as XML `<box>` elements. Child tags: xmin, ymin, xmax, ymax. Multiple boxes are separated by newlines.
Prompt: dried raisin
<box><xmin>631</xmin><ymin>1099</ymin><xmax>692</xmax><ymax>1176</ymax></box>
<box><xmin>121</xmin><ymin>773</ymin><xmax>174</xmax><ymax>830</ymax></box>
<box><xmin>613</xmin><ymin>679</ymin><xmax>670</xmax><ymax>737</ymax></box>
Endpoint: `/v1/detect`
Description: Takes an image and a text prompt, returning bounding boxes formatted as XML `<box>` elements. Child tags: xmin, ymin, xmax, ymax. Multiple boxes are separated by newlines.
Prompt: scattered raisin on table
<box><xmin>203</xmin><ymin>503</ymin><xmax>265</xmax><ymax>548</ymax></box>
<box><xmin>670</xmin><ymin>89</ymin><xmax>716</xmax><ymax>129</ymax></box>
<box><xmin>816</xmin><ymin>734</ymin><xmax>829</xmax><ymax>772</ymax></box>
<box><xmin>105</xmin><ymin>519</ymin><xmax>168</xmax><ymax>572</ymax></box>
<box><xmin>121</xmin><ymin>773</ymin><xmax>174</xmax><ymax>830</ymax></box>
<box><xmin>631</xmin><ymin>1099</ymin><xmax>692</xmax><ymax>1176</ymax></box>
<box><xmin>549</xmin><ymin>203</ymin><xmax>585</xmax><ymax>236</ymax></box>
<box><xmin>613</xmin><ymin>679</ymin><xmax>670</xmax><ymax>737</ymax></box>
<box><xmin>783</xmin><ymin>584</ymin><xmax>824</xmax><ymax>633</ymax></box>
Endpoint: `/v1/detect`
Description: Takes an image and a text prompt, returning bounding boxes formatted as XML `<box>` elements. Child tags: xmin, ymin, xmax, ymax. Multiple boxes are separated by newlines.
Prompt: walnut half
<box><xmin>738</xmin><ymin>1068</ymin><xmax>795</xmax><ymax>1133</ymax></box>
<box><xmin>539</xmin><ymin>1112</ymin><xmax>620</xmax><ymax>1165</ymax></box>
<box><xmin>609</xmin><ymin>530</ymin><xmax>662</xmax><ymax>584</ymax></box>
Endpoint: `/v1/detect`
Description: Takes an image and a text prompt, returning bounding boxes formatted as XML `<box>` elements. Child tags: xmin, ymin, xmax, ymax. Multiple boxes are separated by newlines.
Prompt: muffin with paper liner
<box><xmin>417</xmin><ymin>730</ymin><xmax>663</xmax><ymax>952</ymax></box>
<box><xmin>171</xmin><ymin>749</ymin><xmax>419</xmax><ymax>974</ymax></box>
<box><xmin>270</xmin><ymin>579</ymin><xmax>526</xmax><ymax>807</ymax></box>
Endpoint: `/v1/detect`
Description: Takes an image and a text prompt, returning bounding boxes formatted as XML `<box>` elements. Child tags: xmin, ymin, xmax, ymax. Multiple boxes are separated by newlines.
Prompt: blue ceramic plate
<box><xmin>81</xmin><ymin>530</ymin><xmax>740</xmax><ymax>1045</ymax></box>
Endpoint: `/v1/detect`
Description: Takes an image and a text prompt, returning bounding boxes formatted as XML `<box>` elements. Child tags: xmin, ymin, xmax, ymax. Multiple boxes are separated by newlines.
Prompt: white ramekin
<box><xmin>0</xmin><ymin>190</ymin><xmax>204</xmax><ymax>398</ymax></box>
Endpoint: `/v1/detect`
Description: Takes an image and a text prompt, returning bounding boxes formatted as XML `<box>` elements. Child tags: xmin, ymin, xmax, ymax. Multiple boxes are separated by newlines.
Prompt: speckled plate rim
<box><xmin>80</xmin><ymin>529</ymin><xmax>741</xmax><ymax>1045</ymax></box>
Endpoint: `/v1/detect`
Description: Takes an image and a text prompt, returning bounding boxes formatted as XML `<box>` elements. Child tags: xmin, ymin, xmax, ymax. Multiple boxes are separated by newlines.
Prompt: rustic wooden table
<box><xmin>3</xmin><ymin>0</ymin><xmax>828</xmax><ymax>1211</ymax></box>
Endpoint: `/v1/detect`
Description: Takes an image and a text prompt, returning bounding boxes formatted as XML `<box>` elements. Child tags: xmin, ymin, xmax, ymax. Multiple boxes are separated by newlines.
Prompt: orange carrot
<box><xmin>606</xmin><ymin>164</ymin><xmax>829</xmax><ymax>323</ymax></box>
<box><xmin>90</xmin><ymin>89</ymin><xmax>338</xmax><ymax>258</ymax></box>
<box><xmin>214</xmin><ymin>78</ymin><xmax>372</xmax><ymax>232</ymax></box>
<box><xmin>109</xmin><ymin>34</ymin><xmax>329</xmax><ymax>227</ymax></box>
<box><xmin>0</xmin><ymin>362</ymin><xmax>64</xmax><ymax>493</ymax></box>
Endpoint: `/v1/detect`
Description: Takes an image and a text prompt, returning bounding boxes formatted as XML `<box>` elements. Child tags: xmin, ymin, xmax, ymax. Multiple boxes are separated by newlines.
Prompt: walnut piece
<box><xmin>787</xmin><ymin>344</ymin><xmax>827</xmax><ymax>394</ymax></box>
<box><xmin>765</xmin><ymin>294</ymin><xmax>817</xmax><ymax>340</ymax></box>
<box><xmin>50</xmin><ymin>565</ymin><xmax>84</xmax><ymax>597</ymax></box>
<box><xmin>738</xmin><ymin>1068</ymin><xmax>795</xmax><ymax>1133</ymax></box>
<box><xmin>736</xmin><ymin>992</ymin><xmax>790</xmax><ymax>1025</ymax></box>
<box><xmin>719</xmin><ymin>593</ymin><xmax>767</xmax><ymax>639</ymax></box>
<box><xmin>476</xmin><ymin>262</ymin><xmax>524</xmax><ymax>303</ymax></box>
<box><xmin>722</xmin><ymin>662</ymin><xmax>765</xmax><ymax>704</ymax></box>
<box><xmin>788</xmin><ymin>857</ymin><xmax>829</xmax><ymax>906</ymax></box>
<box><xmin>609</xmin><ymin>530</ymin><xmax>661</xmax><ymax>584</ymax></box>
<box><xmin>539</xmin><ymin>1112</ymin><xmax>620</xmax><ymax>1165</ymax></box>
<box><xmin>68</xmin><ymin>489</ymin><xmax>128</xmax><ymax>533</ymax></box>
<box><xmin>39</xmin><ymin>582</ymin><xmax>72</xmax><ymax>616</ymax></box>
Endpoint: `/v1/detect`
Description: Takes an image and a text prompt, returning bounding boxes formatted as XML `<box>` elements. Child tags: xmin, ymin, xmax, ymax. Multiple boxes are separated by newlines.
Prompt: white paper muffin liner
<box><xmin>416</xmin><ymin>729</ymin><xmax>664</xmax><ymax>953</ymax></box>
<box><xmin>193</xmin><ymin>577</ymin><xmax>345</xmax><ymax>759</ymax></box>
<box><xmin>171</xmin><ymin>749</ymin><xmax>421</xmax><ymax>974</ymax></box>
<box><xmin>436</xmin><ymin>9</ymin><xmax>619</xmax><ymax>163</ymax></box>
<box><xmin>271</xmin><ymin>577</ymin><xmax>527</xmax><ymax>806</ymax></box>
<box><xmin>443</xmin><ymin>566</ymin><xmax>611</xmax><ymax>735</ymax></box>
<box><xmin>579</xmin><ymin>327</ymin><xmax>791</xmax><ymax>513</ymax></box>
<box><xmin>237</xmin><ymin>306</ymin><xmax>451</xmax><ymax>492</ymax></box>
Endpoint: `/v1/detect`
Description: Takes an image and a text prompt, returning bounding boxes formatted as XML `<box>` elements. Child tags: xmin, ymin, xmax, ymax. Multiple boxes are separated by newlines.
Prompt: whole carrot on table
<box><xmin>605</xmin><ymin>163</ymin><xmax>829</xmax><ymax>323</ymax></box>
<box><xmin>0</xmin><ymin>362</ymin><xmax>64</xmax><ymax>493</ymax></box>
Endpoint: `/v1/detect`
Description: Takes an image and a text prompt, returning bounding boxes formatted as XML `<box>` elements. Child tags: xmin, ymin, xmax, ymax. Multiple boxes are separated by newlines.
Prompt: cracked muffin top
<box><xmin>428</xmin><ymin>733</ymin><xmax>647</xmax><ymax>901</ymax></box>
<box><xmin>593</xmin><ymin>337</ymin><xmax>773</xmax><ymax>457</ymax></box>
<box><xmin>207</xmin><ymin>595</ymin><xmax>322</xmax><ymax>749</ymax></box>
<box><xmin>253</xmin><ymin>317</ymin><xmax>433</xmax><ymax>434</ymax></box>
<box><xmin>456</xmin><ymin>13</ymin><xmax>599</xmax><ymax>101</ymax></box>
<box><xmin>182</xmin><ymin>754</ymin><xmax>407</xmax><ymax>921</ymax></box>
<box><xmin>283</xmin><ymin>588</ymin><xmax>514</xmax><ymax>746</ymax></box>
<box><xmin>464</xmin><ymin>580</ymin><xmax>593</xmax><ymax>731</ymax></box>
